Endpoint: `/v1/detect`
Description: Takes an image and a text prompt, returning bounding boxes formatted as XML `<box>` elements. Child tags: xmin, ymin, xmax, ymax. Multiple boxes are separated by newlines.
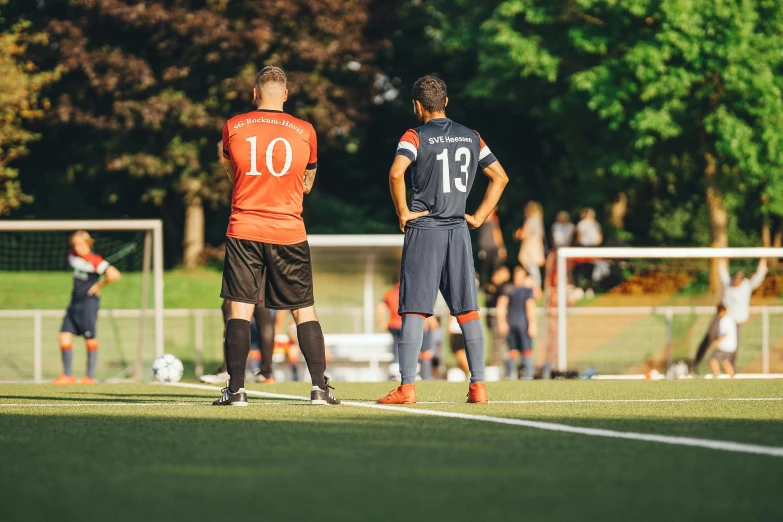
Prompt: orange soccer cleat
<box><xmin>53</xmin><ymin>374</ymin><xmax>76</xmax><ymax>385</ymax></box>
<box><xmin>79</xmin><ymin>376</ymin><xmax>97</xmax><ymax>385</ymax></box>
<box><xmin>377</xmin><ymin>383</ymin><xmax>417</xmax><ymax>404</ymax></box>
<box><xmin>263</xmin><ymin>378</ymin><xmax>277</xmax><ymax>384</ymax></box>
<box><xmin>466</xmin><ymin>382</ymin><xmax>488</xmax><ymax>404</ymax></box>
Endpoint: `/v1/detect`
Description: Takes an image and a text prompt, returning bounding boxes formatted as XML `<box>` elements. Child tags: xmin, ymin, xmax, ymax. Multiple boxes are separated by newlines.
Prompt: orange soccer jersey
<box><xmin>222</xmin><ymin>109</ymin><xmax>318</xmax><ymax>245</ymax></box>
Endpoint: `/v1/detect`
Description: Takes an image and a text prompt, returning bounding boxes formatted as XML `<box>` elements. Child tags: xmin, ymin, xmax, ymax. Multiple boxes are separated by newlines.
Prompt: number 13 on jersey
<box><xmin>436</xmin><ymin>147</ymin><xmax>471</xmax><ymax>193</ymax></box>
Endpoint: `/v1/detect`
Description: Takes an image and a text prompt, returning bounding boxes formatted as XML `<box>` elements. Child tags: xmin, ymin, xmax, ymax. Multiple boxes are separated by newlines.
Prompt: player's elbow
<box><xmin>389</xmin><ymin>168</ymin><xmax>406</xmax><ymax>184</ymax></box>
<box><xmin>107</xmin><ymin>267</ymin><xmax>122</xmax><ymax>283</ymax></box>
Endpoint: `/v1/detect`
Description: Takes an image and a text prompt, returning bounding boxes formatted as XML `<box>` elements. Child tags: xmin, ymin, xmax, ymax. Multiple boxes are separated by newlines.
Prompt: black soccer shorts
<box><xmin>221</xmin><ymin>237</ymin><xmax>314</xmax><ymax>310</ymax></box>
<box><xmin>61</xmin><ymin>298</ymin><xmax>100</xmax><ymax>339</ymax></box>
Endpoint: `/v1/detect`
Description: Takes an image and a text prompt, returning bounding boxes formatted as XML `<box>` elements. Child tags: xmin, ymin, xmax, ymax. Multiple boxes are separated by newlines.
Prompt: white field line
<box><xmin>0</xmin><ymin>401</ymin><xmax>303</xmax><ymax>408</ymax></box>
<box><xmin>169</xmin><ymin>383</ymin><xmax>783</xmax><ymax>458</ymax></box>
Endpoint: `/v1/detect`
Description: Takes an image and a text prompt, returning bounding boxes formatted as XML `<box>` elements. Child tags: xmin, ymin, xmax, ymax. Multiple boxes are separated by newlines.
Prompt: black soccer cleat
<box><xmin>310</xmin><ymin>376</ymin><xmax>341</xmax><ymax>406</ymax></box>
<box><xmin>212</xmin><ymin>386</ymin><xmax>248</xmax><ymax>407</ymax></box>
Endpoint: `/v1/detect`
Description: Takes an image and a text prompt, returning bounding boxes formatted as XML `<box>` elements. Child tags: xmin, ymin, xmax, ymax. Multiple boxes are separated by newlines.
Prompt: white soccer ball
<box><xmin>152</xmin><ymin>354</ymin><xmax>184</xmax><ymax>383</ymax></box>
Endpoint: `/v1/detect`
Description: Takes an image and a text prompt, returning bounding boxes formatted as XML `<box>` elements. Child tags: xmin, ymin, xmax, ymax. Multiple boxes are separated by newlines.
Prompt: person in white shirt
<box><xmin>551</xmin><ymin>211</ymin><xmax>575</xmax><ymax>248</ymax></box>
<box><xmin>693</xmin><ymin>258</ymin><xmax>768</xmax><ymax>369</ymax></box>
<box><xmin>574</xmin><ymin>208</ymin><xmax>603</xmax><ymax>297</ymax></box>
<box><xmin>709</xmin><ymin>305</ymin><xmax>738</xmax><ymax>378</ymax></box>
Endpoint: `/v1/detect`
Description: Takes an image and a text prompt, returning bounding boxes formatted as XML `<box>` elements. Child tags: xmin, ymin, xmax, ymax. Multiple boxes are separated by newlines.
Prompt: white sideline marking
<box><xmin>0</xmin><ymin>401</ymin><xmax>303</xmax><ymax>408</ymax></box>
<box><xmin>169</xmin><ymin>383</ymin><xmax>783</xmax><ymax>458</ymax></box>
<box><xmin>417</xmin><ymin>398</ymin><xmax>716</xmax><ymax>405</ymax></box>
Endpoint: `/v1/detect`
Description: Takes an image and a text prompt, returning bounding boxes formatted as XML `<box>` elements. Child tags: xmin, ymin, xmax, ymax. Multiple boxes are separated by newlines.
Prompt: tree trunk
<box><xmin>705</xmin><ymin>152</ymin><xmax>727</xmax><ymax>293</ymax></box>
<box><xmin>182</xmin><ymin>189</ymin><xmax>205</xmax><ymax>269</ymax></box>
<box><xmin>610</xmin><ymin>192</ymin><xmax>628</xmax><ymax>230</ymax></box>
<box><xmin>773</xmin><ymin>221</ymin><xmax>782</xmax><ymax>268</ymax></box>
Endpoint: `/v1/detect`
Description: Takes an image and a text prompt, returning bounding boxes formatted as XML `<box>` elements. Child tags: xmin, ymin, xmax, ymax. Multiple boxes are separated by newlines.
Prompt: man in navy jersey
<box><xmin>54</xmin><ymin>230</ymin><xmax>122</xmax><ymax>384</ymax></box>
<box><xmin>377</xmin><ymin>75</ymin><xmax>508</xmax><ymax>404</ymax></box>
<box><xmin>497</xmin><ymin>266</ymin><xmax>537</xmax><ymax>380</ymax></box>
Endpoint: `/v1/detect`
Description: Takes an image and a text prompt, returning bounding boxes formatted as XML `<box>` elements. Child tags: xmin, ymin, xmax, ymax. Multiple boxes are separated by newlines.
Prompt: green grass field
<box><xmin>1</xmin><ymin>380</ymin><xmax>781</xmax><ymax>522</ymax></box>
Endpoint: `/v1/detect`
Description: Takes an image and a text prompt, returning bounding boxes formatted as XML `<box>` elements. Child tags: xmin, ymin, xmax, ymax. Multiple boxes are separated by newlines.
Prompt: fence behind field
<box><xmin>1</xmin><ymin>306</ymin><xmax>781</xmax><ymax>382</ymax></box>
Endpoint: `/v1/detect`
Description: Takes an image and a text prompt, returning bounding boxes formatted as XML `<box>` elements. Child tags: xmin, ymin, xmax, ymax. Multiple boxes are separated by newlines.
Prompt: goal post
<box><xmin>555</xmin><ymin>247</ymin><xmax>783</xmax><ymax>374</ymax></box>
<box><xmin>0</xmin><ymin>219</ymin><xmax>164</xmax><ymax>381</ymax></box>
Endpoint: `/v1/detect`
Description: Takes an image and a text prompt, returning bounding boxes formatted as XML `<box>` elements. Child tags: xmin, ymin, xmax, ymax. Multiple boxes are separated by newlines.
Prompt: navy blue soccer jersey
<box><xmin>507</xmin><ymin>286</ymin><xmax>534</xmax><ymax>329</ymax></box>
<box><xmin>68</xmin><ymin>251</ymin><xmax>110</xmax><ymax>302</ymax></box>
<box><xmin>395</xmin><ymin>118</ymin><xmax>498</xmax><ymax>229</ymax></box>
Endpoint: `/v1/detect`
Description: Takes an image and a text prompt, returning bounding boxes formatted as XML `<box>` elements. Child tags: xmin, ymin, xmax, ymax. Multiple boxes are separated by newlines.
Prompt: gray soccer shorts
<box><xmin>398</xmin><ymin>226</ymin><xmax>479</xmax><ymax>316</ymax></box>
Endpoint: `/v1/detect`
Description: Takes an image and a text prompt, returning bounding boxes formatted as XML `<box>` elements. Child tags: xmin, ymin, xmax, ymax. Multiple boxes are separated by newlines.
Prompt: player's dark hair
<box><xmin>256</xmin><ymin>66</ymin><xmax>287</xmax><ymax>90</ymax></box>
<box><xmin>412</xmin><ymin>75</ymin><xmax>447</xmax><ymax>113</ymax></box>
<box><xmin>717</xmin><ymin>303</ymin><xmax>727</xmax><ymax>313</ymax></box>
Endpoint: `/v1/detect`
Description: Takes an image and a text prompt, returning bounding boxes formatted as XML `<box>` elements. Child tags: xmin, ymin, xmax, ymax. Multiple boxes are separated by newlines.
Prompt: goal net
<box><xmin>550</xmin><ymin>247</ymin><xmax>783</xmax><ymax>377</ymax></box>
<box><xmin>0</xmin><ymin>220</ymin><xmax>163</xmax><ymax>382</ymax></box>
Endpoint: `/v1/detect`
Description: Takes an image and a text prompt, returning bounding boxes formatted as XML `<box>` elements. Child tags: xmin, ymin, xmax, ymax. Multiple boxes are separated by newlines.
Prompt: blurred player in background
<box><xmin>199</xmin><ymin>300</ymin><xmax>275</xmax><ymax>384</ymax></box>
<box><xmin>215</xmin><ymin>66</ymin><xmax>339</xmax><ymax>406</ymax></box>
<box><xmin>377</xmin><ymin>277</ymin><xmax>403</xmax><ymax>379</ymax></box>
<box><xmin>378</xmin><ymin>75</ymin><xmax>508</xmax><ymax>405</ymax></box>
<box><xmin>496</xmin><ymin>266</ymin><xmax>537</xmax><ymax>380</ymax></box>
<box><xmin>54</xmin><ymin>230</ymin><xmax>121</xmax><ymax>385</ymax></box>
<box><xmin>484</xmin><ymin>265</ymin><xmax>512</xmax><ymax>364</ymax></box>
<box><xmin>447</xmin><ymin>315</ymin><xmax>470</xmax><ymax>376</ymax></box>
<box><xmin>708</xmin><ymin>304</ymin><xmax>737</xmax><ymax>379</ymax></box>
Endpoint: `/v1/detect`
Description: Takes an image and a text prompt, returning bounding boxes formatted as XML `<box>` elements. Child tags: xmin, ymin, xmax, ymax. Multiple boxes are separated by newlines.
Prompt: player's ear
<box><xmin>283</xmin><ymin>88</ymin><xmax>288</xmax><ymax>102</ymax></box>
<box><xmin>444</xmin><ymin>96</ymin><xmax>449</xmax><ymax>108</ymax></box>
<box><xmin>253</xmin><ymin>87</ymin><xmax>259</xmax><ymax>106</ymax></box>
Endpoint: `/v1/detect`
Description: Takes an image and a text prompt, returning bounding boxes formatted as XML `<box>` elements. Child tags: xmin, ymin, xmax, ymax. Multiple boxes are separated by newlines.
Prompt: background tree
<box><xmin>0</xmin><ymin>18</ymin><xmax>57</xmax><ymax>216</ymax></box>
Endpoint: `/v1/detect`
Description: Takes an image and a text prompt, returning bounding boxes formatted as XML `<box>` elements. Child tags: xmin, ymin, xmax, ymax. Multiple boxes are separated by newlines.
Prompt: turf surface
<box><xmin>1</xmin><ymin>380</ymin><xmax>781</xmax><ymax>522</ymax></box>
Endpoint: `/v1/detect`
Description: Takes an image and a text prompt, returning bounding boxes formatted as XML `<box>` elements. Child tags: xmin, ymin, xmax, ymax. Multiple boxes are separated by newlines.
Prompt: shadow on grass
<box><xmin>0</xmin><ymin>411</ymin><xmax>781</xmax><ymax>522</ymax></box>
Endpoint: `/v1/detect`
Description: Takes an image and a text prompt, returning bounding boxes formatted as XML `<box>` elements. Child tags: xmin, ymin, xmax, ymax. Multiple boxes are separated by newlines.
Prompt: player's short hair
<box><xmin>256</xmin><ymin>66</ymin><xmax>287</xmax><ymax>91</ymax></box>
<box><xmin>412</xmin><ymin>75</ymin><xmax>447</xmax><ymax>113</ymax></box>
<box><xmin>514</xmin><ymin>265</ymin><xmax>528</xmax><ymax>277</ymax></box>
<box><xmin>717</xmin><ymin>303</ymin><xmax>727</xmax><ymax>313</ymax></box>
<box><xmin>70</xmin><ymin>230</ymin><xmax>94</xmax><ymax>248</ymax></box>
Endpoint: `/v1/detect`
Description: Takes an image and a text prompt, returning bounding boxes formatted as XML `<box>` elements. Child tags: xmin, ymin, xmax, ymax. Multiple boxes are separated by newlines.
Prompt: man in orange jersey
<box><xmin>377</xmin><ymin>76</ymin><xmax>508</xmax><ymax>405</ymax></box>
<box><xmin>213</xmin><ymin>66</ymin><xmax>339</xmax><ymax>406</ymax></box>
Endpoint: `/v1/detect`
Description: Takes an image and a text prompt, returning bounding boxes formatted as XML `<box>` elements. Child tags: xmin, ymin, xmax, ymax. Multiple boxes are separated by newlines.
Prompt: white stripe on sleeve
<box><xmin>397</xmin><ymin>141</ymin><xmax>417</xmax><ymax>160</ymax></box>
<box><xmin>479</xmin><ymin>146</ymin><xmax>492</xmax><ymax>160</ymax></box>
<box><xmin>96</xmin><ymin>260</ymin><xmax>110</xmax><ymax>275</ymax></box>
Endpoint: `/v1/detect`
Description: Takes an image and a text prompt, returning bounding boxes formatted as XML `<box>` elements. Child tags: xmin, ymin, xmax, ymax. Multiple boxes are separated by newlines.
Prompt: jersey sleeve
<box><xmin>306</xmin><ymin>124</ymin><xmax>318</xmax><ymax>170</ymax></box>
<box><xmin>221</xmin><ymin>123</ymin><xmax>231</xmax><ymax>160</ymax></box>
<box><xmin>395</xmin><ymin>129</ymin><xmax>419</xmax><ymax>162</ymax></box>
<box><xmin>474</xmin><ymin>131</ymin><xmax>498</xmax><ymax>170</ymax></box>
<box><xmin>90</xmin><ymin>254</ymin><xmax>110</xmax><ymax>275</ymax></box>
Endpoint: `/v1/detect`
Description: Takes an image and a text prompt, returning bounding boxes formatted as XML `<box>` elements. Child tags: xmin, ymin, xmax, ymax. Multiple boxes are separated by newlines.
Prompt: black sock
<box><xmin>255</xmin><ymin>307</ymin><xmax>275</xmax><ymax>378</ymax></box>
<box><xmin>225</xmin><ymin>318</ymin><xmax>251</xmax><ymax>392</ymax></box>
<box><xmin>297</xmin><ymin>321</ymin><xmax>327</xmax><ymax>389</ymax></box>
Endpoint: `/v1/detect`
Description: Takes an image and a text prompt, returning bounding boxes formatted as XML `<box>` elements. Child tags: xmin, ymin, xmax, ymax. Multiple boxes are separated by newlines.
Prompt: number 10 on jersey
<box><xmin>245</xmin><ymin>136</ymin><xmax>293</xmax><ymax>177</ymax></box>
<box><xmin>437</xmin><ymin>147</ymin><xmax>470</xmax><ymax>193</ymax></box>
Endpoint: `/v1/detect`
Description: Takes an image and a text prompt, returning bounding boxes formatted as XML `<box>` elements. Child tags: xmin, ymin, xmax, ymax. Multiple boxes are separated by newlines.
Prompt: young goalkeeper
<box><xmin>54</xmin><ymin>231</ymin><xmax>121</xmax><ymax>384</ymax></box>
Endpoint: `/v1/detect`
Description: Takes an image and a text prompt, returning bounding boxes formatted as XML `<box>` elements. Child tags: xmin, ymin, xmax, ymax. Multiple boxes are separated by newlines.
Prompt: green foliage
<box><xmin>435</xmin><ymin>0</ymin><xmax>783</xmax><ymax>242</ymax></box>
<box><xmin>0</xmin><ymin>22</ymin><xmax>57</xmax><ymax>215</ymax></box>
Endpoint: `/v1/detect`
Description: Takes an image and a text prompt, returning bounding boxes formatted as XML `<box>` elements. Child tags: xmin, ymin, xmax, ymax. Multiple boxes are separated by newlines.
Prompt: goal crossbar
<box><xmin>555</xmin><ymin>246</ymin><xmax>783</xmax><ymax>373</ymax></box>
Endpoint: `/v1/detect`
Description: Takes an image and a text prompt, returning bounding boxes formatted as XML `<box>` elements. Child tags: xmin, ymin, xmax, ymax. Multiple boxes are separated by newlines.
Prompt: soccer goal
<box><xmin>552</xmin><ymin>247</ymin><xmax>783</xmax><ymax>376</ymax></box>
<box><xmin>0</xmin><ymin>220</ymin><xmax>164</xmax><ymax>382</ymax></box>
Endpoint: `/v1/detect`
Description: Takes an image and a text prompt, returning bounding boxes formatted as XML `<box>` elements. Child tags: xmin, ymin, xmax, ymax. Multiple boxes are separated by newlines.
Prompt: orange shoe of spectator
<box><xmin>466</xmin><ymin>382</ymin><xmax>488</xmax><ymax>404</ymax></box>
<box><xmin>80</xmin><ymin>376</ymin><xmax>97</xmax><ymax>385</ymax></box>
<box><xmin>53</xmin><ymin>374</ymin><xmax>76</xmax><ymax>385</ymax></box>
<box><xmin>377</xmin><ymin>383</ymin><xmax>416</xmax><ymax>404</ymax></box>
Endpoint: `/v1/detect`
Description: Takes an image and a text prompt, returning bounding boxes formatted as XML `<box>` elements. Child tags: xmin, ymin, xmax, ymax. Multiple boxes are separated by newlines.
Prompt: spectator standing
<box><xmin>476</xmin><ymin>209</ymin><xmax>507</xmax><ymax>287</ymax></box>
<box><xmin>484</xmin><ymin>266</ymin><xmax>513</xmax><ymax>364</ymax></box>
<box><xmin>515</xmin><ymin>201</ymin><xmax>546</xmax><ymax>288</ymax></box>
<box><xmin>574</xmin><ymin>207</ymin><xmax>603</xmax><ymax>297</ymax></box>
<box><xmin>551</xmin><ymin>211</ymin><xmax>575</xmax><ymax>249</ymax></box>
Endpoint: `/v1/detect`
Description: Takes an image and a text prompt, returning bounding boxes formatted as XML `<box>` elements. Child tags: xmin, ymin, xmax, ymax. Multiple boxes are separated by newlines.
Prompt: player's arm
<box><xmin>389</xmin><ymin>155</ymin><xmax>428</xmax><ymax>232</ymax></box>
<box><xmin>526</xmin><ymin>297</ymin><xmax>537</xmax><ymax>338</ymax></box>
<box><xmin>303</xmin><ymin>167</ymin><xmax>317</xmax><ymax>195</ymax></box>
<box><xmin>496</xmin><ymin>295</ymin><xmax>510</xmax><ymax>336</ymax></box>
<box><xmin>88</xmin><ymin>265</ymin><xmax>121</xmax><ymax>296</ymax></box>
<box><xmin>465</xmin><ymin>135</ymin><xmax>508</xmax><ymax>229</ymax></box>
<box><xmin>220</xmin><ymin>125</ymin><xmax>236</xmax><ymax>184</ymax></box>
<box><xmin>750</xmin><ymin>258</ymin><xmax>768</xmax><ymax>290</ymax></box>
<box><xmin>711</xmin><ymin>333</ymin><xmax>727</xmax><ymax>347</ymax></box>
<box><xmin>303</xmin><ymin>125</ymin><xmax>318</xmax><ymax>195</ymax></box>
<box><xmin>717</xmin><ymin>259</ymin><xmax>731</xmax><ymax>287</ymax></box>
